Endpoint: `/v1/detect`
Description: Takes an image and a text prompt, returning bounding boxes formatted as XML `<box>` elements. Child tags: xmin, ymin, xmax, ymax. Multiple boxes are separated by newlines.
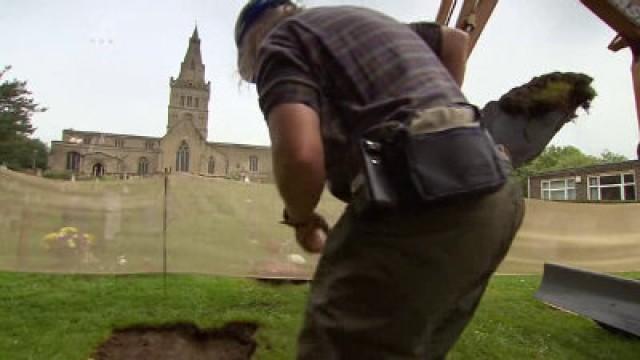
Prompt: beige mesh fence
<box><xmin>0</xmin><ymin>168</ymin><xmax>165</xmax><ymax>274</ymax></box>
<box><xmin>1</xmin><ymin>167</ymin><xmax>639</xmax><ymax>276</ymax></box>
<box><xmin>500</xmin><ymin>199</ymin><xmax>640</xmax><ymax>274</ymax></box>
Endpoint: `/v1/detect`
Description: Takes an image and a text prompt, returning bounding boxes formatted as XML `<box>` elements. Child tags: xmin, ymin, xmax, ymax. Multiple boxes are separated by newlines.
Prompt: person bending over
<box><xmin>235</xmin><ymin>1</ymin><xmax>523</xmax><ymax>358</ymax></box>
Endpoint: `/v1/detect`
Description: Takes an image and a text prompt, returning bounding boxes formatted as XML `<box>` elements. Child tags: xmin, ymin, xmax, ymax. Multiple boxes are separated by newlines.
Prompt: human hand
<box><xmin>288</xmin><ymin>212</ymin><xmax>329</xmax><ymax>254</ymax></box>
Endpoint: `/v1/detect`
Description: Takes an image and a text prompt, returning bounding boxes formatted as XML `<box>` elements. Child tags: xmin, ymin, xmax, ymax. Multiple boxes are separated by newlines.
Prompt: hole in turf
<box><xmin>92</xmin><ymin>321</ymin><xmax>258</xmax><ymax>360</ymax></box>
<box><xmin>255</xmin><ymin>277</ymin><xmax>310</xmax><ymax>286</ymax></box>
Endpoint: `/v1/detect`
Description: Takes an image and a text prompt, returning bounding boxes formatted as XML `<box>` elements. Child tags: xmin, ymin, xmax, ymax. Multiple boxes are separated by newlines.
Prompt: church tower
<box><xmin>168</xmin><ymin>27</ymin><xmax>210</xmax><ymax>139</ymax></box>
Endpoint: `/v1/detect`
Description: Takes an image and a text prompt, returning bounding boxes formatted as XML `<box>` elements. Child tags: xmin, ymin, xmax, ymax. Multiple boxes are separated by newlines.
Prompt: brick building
<box><xmin>528</xmin><ymin>160</ymin><xmax>640</xmax><ymax>202</ymax></box>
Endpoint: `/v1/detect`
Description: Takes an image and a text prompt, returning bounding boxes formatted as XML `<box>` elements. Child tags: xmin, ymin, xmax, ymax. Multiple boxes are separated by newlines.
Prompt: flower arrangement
<box><xmin>42</xmin><ymin>226</ymin><xmax>96</xmax><ymax>262</ymax></box>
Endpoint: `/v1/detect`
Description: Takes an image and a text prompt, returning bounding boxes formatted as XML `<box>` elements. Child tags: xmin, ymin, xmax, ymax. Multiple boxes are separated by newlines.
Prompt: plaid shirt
<box><xmin>256</xmin><ymin>6</ymin><xmax>467</xmax><ymax>202</ymax></box>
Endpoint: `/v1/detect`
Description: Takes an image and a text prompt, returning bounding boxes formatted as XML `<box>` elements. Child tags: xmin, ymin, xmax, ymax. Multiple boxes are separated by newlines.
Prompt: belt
<box><xmin>409</xmin><ymin>106</ymin><xmax>478</xmax><ymax>135</ymax></box>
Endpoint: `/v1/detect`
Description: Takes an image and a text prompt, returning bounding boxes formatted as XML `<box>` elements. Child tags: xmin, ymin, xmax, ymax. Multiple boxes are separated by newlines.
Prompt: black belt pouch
<box><xmin>400</xmin><ymin>125</ymin><xmax>509</xmax><ymax>204</ymax></box>
<box><xmin>352</xmin><ymin>124</ymin><xmax>510</xmax><ymax>215</ymax></box>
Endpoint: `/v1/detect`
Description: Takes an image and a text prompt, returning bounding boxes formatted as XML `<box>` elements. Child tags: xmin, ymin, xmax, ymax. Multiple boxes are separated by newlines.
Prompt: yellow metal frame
<box><xmin>436</xmin><ymin>0</ymin><xmax>640</xmax><ymax>158</ymax></box>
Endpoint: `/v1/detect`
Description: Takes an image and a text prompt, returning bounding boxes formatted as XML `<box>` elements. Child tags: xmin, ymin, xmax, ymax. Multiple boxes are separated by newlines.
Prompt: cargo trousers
<box><xmin>297</xmin><ymin>179</ymin><xmax>525</xmax><ymax>360</ymax></box>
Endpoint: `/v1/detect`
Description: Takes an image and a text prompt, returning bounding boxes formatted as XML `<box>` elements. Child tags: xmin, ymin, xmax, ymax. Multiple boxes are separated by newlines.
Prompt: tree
<box><xmin>599</xmin><ymin>149</ymin><xmax>628</xmax><ymax>164</ymax></box>
<box><xmin>0</xmin><ymin>66</ymin><xmax>47</xmax><ymax>170</ymax></box>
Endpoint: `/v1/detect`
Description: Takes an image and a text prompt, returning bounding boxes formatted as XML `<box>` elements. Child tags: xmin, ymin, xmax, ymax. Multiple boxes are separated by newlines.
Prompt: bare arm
<box><xmin>409</xmin><ymin>22</ymin><xmax>469</xmax><ymax>86</ymax></box>
<box><xmin>440</xmin><ymin>27</ymin><xmax>470</xmax><ymax>86</ymax></box>
<box><xmin>267</xmin><ymin>103</ymin><xmax>326</xmax><ymax>223</ymax></box>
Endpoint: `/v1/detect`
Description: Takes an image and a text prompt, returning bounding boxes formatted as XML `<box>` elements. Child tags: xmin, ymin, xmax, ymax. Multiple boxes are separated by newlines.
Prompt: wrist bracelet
<box><xmin>280</xmin><ymin>209</ymin><xmax>311</xmax><ymax>228</ymax></box>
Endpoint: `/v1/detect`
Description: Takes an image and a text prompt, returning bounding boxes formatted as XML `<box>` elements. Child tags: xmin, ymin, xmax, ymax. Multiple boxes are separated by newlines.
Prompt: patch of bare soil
<box><xmin>92</xmin><ymin>322</ymin><xmax>258</xmax><ymax>360</ymax></box>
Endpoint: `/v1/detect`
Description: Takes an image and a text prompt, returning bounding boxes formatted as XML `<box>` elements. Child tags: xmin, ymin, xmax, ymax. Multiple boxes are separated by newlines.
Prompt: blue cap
<box><xmin>235</xmin><ymin>0</ymin><xmax>291</xmax><ymax>47</ymax></box>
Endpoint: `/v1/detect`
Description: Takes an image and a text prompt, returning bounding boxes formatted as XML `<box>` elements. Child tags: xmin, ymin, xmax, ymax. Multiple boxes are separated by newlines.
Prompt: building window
<box><xmin>138</xmin><ymin>157</ymin><xmax>149</xmax><ymax>176</ymax></box>
<box><xmin>176</xmin><ymin>141</ymin><xmax>190</xmax><ymax>172</ymax></box>
<box><xmin>115</xmin><ymin>138</ymin><xmax>124</xmax><ymax>148</ymax></box>
<box><xmin>145</xmin><ymin>141</ymin><xmax>155</xmax><ymax>150</ymax></box>
<box><xmin>588</xmin><ymin>173</ymin><xmax>636</xmax><ymax>201</ymax></box>
<box><xmin>66</xmin><ymin>152</ymin><xmax>81</xmax><ymax>173</ymax></box>
<box><xmin>187</xmin><ymin>96</ymin><xmax>192</xmax><ymax>106</ymax></box>
<box><xmin>208</xmin><ymin>157</ymin><xmax>215</xmax><ymax>174</ymax></box>
<box><xmin>83</xmin><ymin>136</ymin><xmax>92</xmax><ymax>145</ymax></box>
<box><xmin>249</xmin><ymin>156</ymin><xmax>258</xmax><ymax>172</ymax></box>
<box><xmin>92</xmin><ymin>163</ymin><xmax>105</xmax><ymax>177</ymax></box>
<box><xmin>541</xmin><ymin>178</ymin><xmax>576</xmax><ymax>201</ymax></box>
<box><xmin>195</xmin><ymin>97</ymin><xmax>199</xmax><ymax>108</ymax></box>
<box><xmin>181</xmin><ymin>96</ymin><xmax>185</xmax><ymax>106</ymax></box>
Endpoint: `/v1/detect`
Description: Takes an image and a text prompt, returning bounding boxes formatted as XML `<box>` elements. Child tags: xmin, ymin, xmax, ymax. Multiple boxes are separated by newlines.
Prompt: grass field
<box><xmin>1</xmin><ymin>272</ymin><xmax>638</xmax><ymax>359</ymax></box>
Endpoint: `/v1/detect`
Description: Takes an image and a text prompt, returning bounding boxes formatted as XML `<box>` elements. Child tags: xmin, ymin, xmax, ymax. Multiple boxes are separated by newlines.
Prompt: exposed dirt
<box><xmin>496</xmin><ymin>72</ymin><xmax>596</xmax><ymax>118</ymax></box>
<box><xmin>92</xmin><ymin>322</ymin><xmax>258</xmax><ymax>360</ymax></box>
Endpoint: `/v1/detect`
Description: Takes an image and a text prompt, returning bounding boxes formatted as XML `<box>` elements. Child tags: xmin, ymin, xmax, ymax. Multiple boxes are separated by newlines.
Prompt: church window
<box><xmin>176</xmin><ymin>141</ymin><xmax>190</xmax><ymax>172</ymax></box>
<box><xmin>138</xmin><ymin>157</ymin><xmax>149</xmax><ymax>176</ymax></box>
<box><xmin>66</xmin><ymin>152</ymin><xmax>81</xmax><ymax>173</ymax></box>
<box><xmin>208</xmin><ymin>157</ymin><xmax>215</xmax><ymax>174</ymax></box>
<box><xmin>187</xmin><ymin>96</ymin><xmax>192</xmax><ymax>106</ymax></box>
<box><xmin>181</xmin><ymin>96</ymin><xmax>185</xmax><ymax>106</ymax></box>
<box><xmin>249</xmin><ymin>156</ymin><xmax>259</xmax><ymax>172</ymax></box>
<box><xmin>195</xmin><ymin>97</ymin><xmax>199</xmax><ymax>108</ymax></box>
<box><xmin>92</xmin><ymin>163</ymin><xmax>105</xmax><ymax>177</ymax></box>
<box><xmin>115</xmin><ymin>138</ymin><xmax>124</xmax><ymax>148</ymax></box>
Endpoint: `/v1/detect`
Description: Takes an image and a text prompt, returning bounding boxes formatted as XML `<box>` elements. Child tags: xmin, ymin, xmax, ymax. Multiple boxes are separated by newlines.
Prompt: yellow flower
<box><xmin>67</xmin><ymin>238</ymin><xmax>76</xmax><ymax>249</ymax></box>
<box><xmin>60</xmin><ymin>227</ymin><xmax>78</xmax><ymax>234</ymax></box>
<box><xmin>43</xmin><ymin>232</ymin><xmax>59</xmax><ymax>243</ymax></box>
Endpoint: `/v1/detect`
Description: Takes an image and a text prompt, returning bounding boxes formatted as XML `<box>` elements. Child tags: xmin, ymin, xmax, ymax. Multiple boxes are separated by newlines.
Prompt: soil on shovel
<box><xmin>92</xmin><ymin>322</ymin><xmax>258</xmax><ymax>360</ymax></box>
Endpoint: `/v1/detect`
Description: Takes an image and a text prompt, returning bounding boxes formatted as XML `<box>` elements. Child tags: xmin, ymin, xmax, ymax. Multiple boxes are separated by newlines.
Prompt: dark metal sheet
<box><xmin>535</xmin><ymin>263</ymin><xmax>640</xmax><ymax>337</ymax></box>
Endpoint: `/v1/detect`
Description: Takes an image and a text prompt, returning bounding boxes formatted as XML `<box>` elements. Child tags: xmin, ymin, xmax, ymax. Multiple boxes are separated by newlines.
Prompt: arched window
<box><xmin>66</xmin><ymin>152</ymin><xmax>81</xmax><ymax>173</ymax></box>
<box><xmin>176</xmin><ymin>142</ymin><xmax>190</xmax><ymax>172</ymax></box>
<box><xmin>208</xmin><ymin>157</ymin><xmax>215</xmax><ymax>174</ymax></box>
<box><xmin>92</xmin><ymin>163</ymin><xmax>104</xmax><ymax>177</ymax></box>
<box><xmin>249</xmin><ymin>155</ymin><xmax>258</xmax><ymax>172</ymax></box>
<box><xmin>138</xmin><ymin>157</ymin><xmax>149</xmax><ymax>176</ymax></box>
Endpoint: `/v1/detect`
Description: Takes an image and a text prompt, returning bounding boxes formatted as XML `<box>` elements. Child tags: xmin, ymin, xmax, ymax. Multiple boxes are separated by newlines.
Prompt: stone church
<box><xmin>48</xmin><ymin>27</ymin><xmax>272</xmax><ymax>182</ymax></box>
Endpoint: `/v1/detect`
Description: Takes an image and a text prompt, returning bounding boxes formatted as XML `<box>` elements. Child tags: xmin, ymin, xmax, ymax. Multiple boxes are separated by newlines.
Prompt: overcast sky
<box><xmin>1</xmin><ymin>0</ymin><xmax>637</xmax><ymax>158</ymax></box>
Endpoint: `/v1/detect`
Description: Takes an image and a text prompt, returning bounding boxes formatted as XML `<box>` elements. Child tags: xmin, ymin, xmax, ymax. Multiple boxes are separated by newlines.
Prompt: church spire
<box><xmin>192</xmin><ymin>25</ymin><xmax>199</xmax><ymax>41</ymax></box>
<box><xmin>168</xmin><ymin>27</ymin><xmax>211</xmax><ymax>140</ymax></box>
<box><xmin>177</xmin><ymin>26</ymin><xmax>205</xmax><ymax>84</ymax></box>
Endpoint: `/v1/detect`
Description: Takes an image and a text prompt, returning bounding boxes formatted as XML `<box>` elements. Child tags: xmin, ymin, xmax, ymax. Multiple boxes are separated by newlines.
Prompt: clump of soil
<box><xmin>92</xmin><ymin>322</ymin><xmax>258</xmax><ymax>360</ymax></box>
<box><xmin>497</xmin><ymin>72</ymin><xmax>596</xmax><ymax>118</ymax></box>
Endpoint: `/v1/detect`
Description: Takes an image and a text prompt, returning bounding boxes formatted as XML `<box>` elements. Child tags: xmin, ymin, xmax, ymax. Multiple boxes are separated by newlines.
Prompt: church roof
<box><xmin>63</xmin><ymin>129</ymin><xmax>161</xmax><ymax>141</ymax></box>
<box><xmin>208</xmin><ymin>141</ymin><xmax>270</xmax><ymax>150</ymax></box>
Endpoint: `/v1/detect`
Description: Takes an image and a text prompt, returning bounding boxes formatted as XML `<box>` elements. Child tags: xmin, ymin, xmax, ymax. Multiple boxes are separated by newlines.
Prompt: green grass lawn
<box><xmin>1</xmin><ymin>272</ymin><xmax>638</xmax><ymax>359</ymax></box>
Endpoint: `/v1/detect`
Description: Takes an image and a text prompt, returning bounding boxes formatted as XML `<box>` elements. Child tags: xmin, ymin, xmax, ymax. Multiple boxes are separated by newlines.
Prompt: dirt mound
<box><xmin>92</xmin><ymin>322</ymin><xmax>258</xmax><ymax>360</ymax></box>
<box><xmin>497</xmin><ymin>72</ymin><xmax>596</xmax><ymax>118</ymax></box>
